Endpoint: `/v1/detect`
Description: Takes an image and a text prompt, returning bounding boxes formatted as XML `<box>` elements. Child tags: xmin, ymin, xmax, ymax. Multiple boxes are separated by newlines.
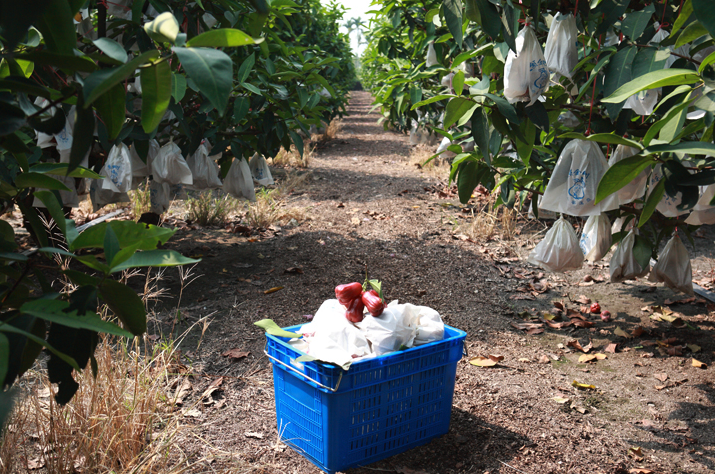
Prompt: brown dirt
<box><xmin>141</xmin><ymin>91</ymin><xmax>715</xmax><ymax>474</ymax></box>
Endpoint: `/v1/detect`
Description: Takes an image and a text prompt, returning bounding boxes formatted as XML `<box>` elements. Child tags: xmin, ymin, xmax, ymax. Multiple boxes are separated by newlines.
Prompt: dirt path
<box><xmin>156</xmin><ymin>91</ymin><xmax>715</xmax><ymax>474</ymax></box>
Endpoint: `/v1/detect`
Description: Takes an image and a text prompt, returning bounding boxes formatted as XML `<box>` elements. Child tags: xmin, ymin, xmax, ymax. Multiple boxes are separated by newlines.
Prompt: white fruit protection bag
<box><xmin>356</xmin><ymin>303</ymin><xmax>418</xmax><ymax>356</ymax></box>
<box><xmin>223</xmin><ymin>158</ymin><xmax>256</xmax><ymax>202</ymax></box>
<box><xmin>610</xmin><ymin>230</ymin><xmax>650</xmax><ymax>282</ymax></box>
<box><xmin>149</xmin><ymin>180</ymin><xmax>171</xmax><ymax>214</ymax></box>
<box><xmin>425</xmin><ymin>42</ymin><xmax>439</xmax><ymax>67</ymax></box>
<box><xmin>608</xmin><ymin>144</ymin><xmax>647</xmax><ymax>204</ymax></box>
<box><xmin>646</xmin><ymin>164</ymin><xmax>691</xmax><ymax>217</ymax></box>
<box><xmin>685</xmin><ymin>185</ymin><xmax>715</xmax><ymax>225</ymax></box>
<box><xmin>579</xmin><ymin>214</ymin><xmax>612</xmax><ymax>263</ymax></box>
<box><xmin>187</xmin><ymin>143</ymin><xmax>223</xmax><ymax>190</ymax></box>
<box><xmin>648</xmin><ymin>234</ymin><xmax>693</xmax><ymax>295</ymax></box>
<box><xmin>527</xmin><ymin>216</ymin><xmax>584</xmax><ymax>272</ymax></box>
<box><xmin>152</xmin><ymin>140</ymin><xmax>193</xmax><ymax>186</ymax></box>
<box><xmin>249</xmin><ymin>153</ymin><xmax>274</xmax><ymax>186</ymax></box>
<box><xmin>504</xmin><ymin>22</ymin><xmax>549</xmax><ymax>105</ymax></box>
<box><xmin>540</xmin><ymin>140</ymin><xmax>616</xmax><ymax>216</ymax></box>
<box><xmin>89</xmin><ymin>178</ymin><xmax>130</xmax><ymax>212</ymax></box>
<box><xmin>101</xmin><ymin>143</ymin><xmax>133</xmax><ymax>194</ymax></box>
<box><xmin>544</xmin><ymin>12</ymin><xmax>578</xmax><ymax>78</ymax></box>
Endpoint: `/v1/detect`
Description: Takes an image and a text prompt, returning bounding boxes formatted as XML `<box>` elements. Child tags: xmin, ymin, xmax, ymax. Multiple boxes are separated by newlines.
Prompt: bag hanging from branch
<box><xmin>540</xmin><ymin>140</ymin><xmax>617</xmax><ymax>216</ymax></box>
<box><xmin>101</xmin><ymin>143</ymin><xmax>133</xmax><ymax>194</ymax></box>
<box><xmin>425</xmin><ymin>42</ymin><xmax>439</xmax><ymax>67</ymax></box>
<box><xmin>504</xmin><ymin>22</ymin><xmax>549</xmax><ymax>105</ymax></box>
<box><xmin>527</xmin><ymin>217</ymin><xmax>584</xmax><ymax>272</ymax></box>
<box><xmin>579</xmin><ymin>214</ymin><xmax>612</xmax><ymax>263</ymax></box>
<box><xmin>610</xmin><ymin>230</ymin><xmax>649</xmax><ymax>283</ymax></box>
<box><xmin>648</xmin><ymin>234</ymin><xmax>693</xmax><ymax>295</ymax></box>
<box><xmin>544</xmin><ymin>12</ymin><xmax>578</xmax><ymax>78</ymax></box>
<box><xmin>152</xmin><ymin>140</ymin><xmax>193</xmax><ymax>186</ymax></box>
<box><xmin>89</xmin><ymin>178</ymin><xmax>130</xmax><ymax>212</ymax></box>
<box><xmin>249</xmin><ymin>153</ymin><xmax>274</xmax><ymax>186</ymax></box>
<box><xmin>149</xmin><ymin>180</ymin><xmax>171</xmax><ymax>214</ymax></box>
<box><xmin>33</xmin><ymin>175</ymin><xmax>80</xmax><ymax>209</ymax></box>
<box><xmin>685</xmin><ymin>185</ymin><xmax>715</xmax><ymax>225</ymax></box>
<box><xmin>527</xmin><ymin>194</ymin><xmax>559</xmax><ymax>220</ymax></box>
<box><xmin>611</xmin><ymin>215</ymin><xmax>636</xmax><ymax>234</ymax></box>
<box><xmin>188</xmin><ymin>143</ymin><xmax>223</xmax><ymax>190</ymax></box>
<box><xmin>646</xmin><ymin>164</ymin><xmax>692</xmax><ymax>218</ymax></box>
<box><xmin>608</xmin><ymin>145</ymin><xmax>648</xmax><ymax>204</ymax></box>
<box><xmin>223</xmin><ymin>158</ymin><xmax>256</xmax><ymax>202</ymax></box>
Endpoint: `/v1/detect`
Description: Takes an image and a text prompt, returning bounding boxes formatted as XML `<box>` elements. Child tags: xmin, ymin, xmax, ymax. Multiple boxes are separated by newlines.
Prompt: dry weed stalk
<box><xmin>186</xmin><ymin>191</ymin><xmax>237</xmax><ymax>226</ymax></box>
<box><xmin>319</xmin><ymin>119</ymin><xmax>341</xmax><ymax>141</ymax></box>
<box><xmin>244</xmin><ymin>171</ymin><xmax>311</xmax><ymax>229</ymax></box>
<box><xmin>129</xmin><ymin>179</ymin><xmax>152</xmax><ymax>219</ymax></box>
<box><xmin>463</xmin><ymin>194</ymin><xmax>518</xmax><ymax>242</ymax></box>
<box><xmin>272</xmin><ymin>139</ymin><xmax>314</xmax><ymax>168</ymax></box>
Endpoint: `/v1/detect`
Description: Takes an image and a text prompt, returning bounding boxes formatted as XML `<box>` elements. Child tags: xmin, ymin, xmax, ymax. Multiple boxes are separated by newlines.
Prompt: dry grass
<box><xmin>129</xmin><ymin>179</ymin><xmax>152</xmax><ymax>219</ymax></box>
<box><xmin>272</xmin><ymin>139</ymin><xmax>315</xmax><ymax>168</ymax></box>
<box><xmin>462</xmin><ymin>195</ymin><xmax>518</xmax><ymax>242</ymax></box>
<box><xmin>318</xmin><ymin>119</ymin><xmax>341</xmax><ymax>142</ymax></box>
<box><xmin>244</xmin><ymin>171</ymin><xmax>311</xmax><ymax>229</ymax></box>
<box><xmin>410</xmin><ymin>146</ymin><xmax>450</xmax><ymax>178</ymax></box>
<box><xmin>0</xmin><ymin>336</ymin><xmax>190</xmax><ymax>474</ymax></box>
<box><xmin>186</xmin><ymin>191</ymin><xmax>237</xmax><ymax>226</ymax></box>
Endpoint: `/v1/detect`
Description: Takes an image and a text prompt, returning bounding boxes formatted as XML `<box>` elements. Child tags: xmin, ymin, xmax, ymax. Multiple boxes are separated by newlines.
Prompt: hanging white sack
<box><xmin>685</xmin><ymin>185</ymin><xmax>715</xmax><ymax>225</ymax></box>
<box><xmin>249</xmin><ymin>153</ymin><xmax>274</xmax><ymax>186</ymax></box>
<box><xmin>610</xmin><ymin>230</ymin><xmax>650</xmax><ymax>282</ymax></box>
<box><xmin>527</xmin><ymin>195</ymin><xmax>559</xmax><ymax>220</ymax></box>
<box><xmin>607</xmin><ymin>144</ymin><xmax>648</xmax><ymax>204</ymax></box>
<box><xmin>504</xmin><ymin>23</ymin><xmax>549</xmax><ymax>105</ymax></box>
<box><xmin>53</xmin><ymin>109</ymin><xmax>73</xmax><ymax>151</ymax></box>
<box><xmin>188</xmin><ymin>144</ymin><xmax>223</xmax><ymax>190</ymax></box>
<box><xmin>32</xmin><ymin>175</ymin><xmax>80</xmax><ymax>209</ymax></box>
<box><xmin>89</xmin><ymin>178</ymin><xmax>130</xmax><ymax>212</ymax></box>
<box><xmin>540</xmin><ymin>140</ymin><xmax>617</xmax><ymax>216</ymax></box>
<box><xmin>611</xmin><ymin>215</ymin><xmax>635</xmax><ymax>234</ymax></box>
<box><xmin>579</xmin><ymin>214</ymin><xmax>612</xmax><ymax>263</ymax></box>
<box><xmin>33</xmin><ymin>98</ymin><xmax>57</xmax><ymax>148</ymax></box>
<box><xmin>151</xmin><ymin>140</ymin><xmax>193</xmax><ymax>186</ymax></box>
<box><xmin>544</xmin><ymin>12</ymin><xmax>578</xmax><ymax>78</ymax></box>
<box><xmin>223</xmin><ymin>158</ymin><xmax>256</xmax><ymax>202</ymax></box>
<box><xmin>646</xmin><ymin>164</ymin><xmax>692</xmax><ymax>217</ymax></box>
<box><xmin>425</xmin><ymin>42</ymin><xmax>439</xmax><ymax>67</ymax></box>
<box><xmin>648</xmin><ymin>234</ymin><xmax>693</xmax><ymax>295</ymax></box>
<box><xmin>527</xmin><ymin>216</ymin><xmax>584</xmax><ymax>272</ymax></box>
<box><xmin>148</xmin><ymin>180</ymin><xmax>171</xmax><ymax>214</ymax></box>
<box><xmin>101</xmin><ymin>143</ymin><xmax>133</xmax><ymax>194</ymax></box>
<box><xmin>558</xmin><ymin>110</ymin><xmax>580</xmax><ymax>128</ymax></box>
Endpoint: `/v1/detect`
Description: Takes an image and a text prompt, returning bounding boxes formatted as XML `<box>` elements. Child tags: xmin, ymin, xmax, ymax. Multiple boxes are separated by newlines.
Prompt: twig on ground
<box><xmin>499</xmin><ymin>459</ymin><xmax>529</xmax><ymax>474</ymax></box>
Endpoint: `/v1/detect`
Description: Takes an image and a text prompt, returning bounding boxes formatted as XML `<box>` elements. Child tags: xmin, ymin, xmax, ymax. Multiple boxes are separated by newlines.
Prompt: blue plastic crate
<box><xmin>265</xmin><ymin>324</ymin><xmax>466</xmax><ymax>473</ymax></box>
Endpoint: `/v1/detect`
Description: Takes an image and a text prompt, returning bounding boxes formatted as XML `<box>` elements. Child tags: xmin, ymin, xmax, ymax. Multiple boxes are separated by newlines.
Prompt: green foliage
<box><xmin>0</xmin><ymin>0</ymin><xmax>353</xmax><ymax>417</ymax></box>
<box><xmin>364</xmin><ymin>0</ymin><xmax>715</xmax><ymax>264</ymax></box>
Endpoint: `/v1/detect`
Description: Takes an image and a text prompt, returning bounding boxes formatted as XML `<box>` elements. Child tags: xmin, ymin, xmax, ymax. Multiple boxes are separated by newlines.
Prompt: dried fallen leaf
<box><xmin>538</xmin><ymin>355</ymin><xmax>551</xmax><ymax>364</ymax></box>
<box><xmin>200</xmin><ymin>377</ymin><xmax>224</xmax><ymax>401</ymax></box>
<box><xmin>284</xmin><ymin>267</ymin><xmax>303</xmax><ymax>274</ymax></box>
<box><xmin>174</xmin><ymin>379</ymin><xmax>192</xmax><ymax>405</ymax></box>
<box><xmin>628</xmin><ymin>469</ymin><xmax>653</xmax><ymax>474</ymax></box>
<box><xmin>605</xmin><ymin>343</ymin><xmax>618</xmax><ymax>354</ymax></box>
<box><xmin>578</xmin><ymin>354</ymin><xmax>597</xmax><ymax>363</ymax></box>
<box><xmin>577</xmin><ymin>295</ymin><xmax>591</xmax><ymax>305</ymax></box>
<box><xmin>572</xmin><ymin>380</ymin><xmax>596</xmax><ymax>390</ymax></box>
<box><xmin>552</xmin><ymin>397</ymin><xmax>570</xmax><ymax>404</ymax></box>
<box><xmin>632</xmin><ymin>326</ymin><xmax>644</xmax><ymax>337</ymax></box>
<box><xmin>27</xmin><ymin>457</ymin><xmax>45</xmax><ymax>470</ymax></box>
<box><xmin>351</xmin><ymin>217</ymin><xmax>361</xmax><ymax>226</ymax></box>
<box><xmin>245</xmin><ymin>432</ymin><xmax>264</xmax><ymax>439</ymax></box>
<box><xmin>654</xmin><ymin>373</ymin><xmax>668</xmax><ymax>382</ymax></box>
<box><xmin>687</xmin><ymin>344</ymin><xmax>701</xmax><ymax>353</ymax></box>
<box><xmin>488</xmin><ymin>354</ymin><xmax>504</xmax><ymax>362</ymax></box>
<box><xmin>567</xmin><ymin>339</ymin><xmax>584</xmax><ymax>352</ymax></box>
<box><xmin>469</xmin><ymin>356</ymin><xmax>498</xmax><ymax>367</ymax></box>
<box><xmin>526</xmin><ymin>328</ymin><xmax>544</xmax><ymax>335</ymax></box>
<box><xmin>628</xmin><ymin>446</ymin><xmax>644</xmax><ymax>460</ymax></box>
<box><xmin>510</xmin><ymin>321</ymin><xmax>544</xmax><ymax>331</ymax></box>
<box><xmin>222</xmin><ymin>348</ymin><xmax>249</xmax><ymax>360</ymax></box>
<box><xmin>571</xmin><ymin>319</ymin><xmax>594</xmax><ymax>328</ymax></box>
<box><xmin>518</xmin><ymin>358</ymin><xmax>531</xmax><ymax>362</ymax></box>
<box><xmin>183</xmin><ymin>408</ymin><xmax>202</xmax><ymax>418</ymax></box>
<box><xmin>614</xmin><ymin>327</ymin><xmax>631</xmax><ymax>338</ymax></box>
<box><xmin>692</xmin><ymin>358</ymin><xmax>707</xmax><ymax>369</ymax></box>
<box><xmin>264</xmin><ymin>286</ymin><xmax>284</xmax><ymax>294</ymax></box>
<box><xmin>595</xmin><ymin>353</ymin><xmax>607</xmax><ymax>360</ymax></box>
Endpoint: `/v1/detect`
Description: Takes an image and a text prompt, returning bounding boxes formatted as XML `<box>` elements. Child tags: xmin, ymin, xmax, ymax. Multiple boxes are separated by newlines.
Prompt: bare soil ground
<box><xmin>124</xmin><ymin>92</ymin><xmax>714</xmax><ymax>473</ymax></box>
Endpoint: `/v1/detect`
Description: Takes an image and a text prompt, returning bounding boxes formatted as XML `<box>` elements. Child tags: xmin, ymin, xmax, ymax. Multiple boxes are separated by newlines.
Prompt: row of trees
<box><xmin>0</xmin><ymin>0</ymin><xmax>355</xmax><ymax>419</ymax></box>
<box><xmin>363</xmin><ymin>0</ymin><xmax>715</xmax><ymax>271</ymax></box>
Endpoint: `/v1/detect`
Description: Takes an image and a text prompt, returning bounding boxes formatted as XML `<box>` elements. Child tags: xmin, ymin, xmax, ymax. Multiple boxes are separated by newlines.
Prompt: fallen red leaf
<box><xmin>572</xmin><ymin>319</ymin><xmax>594</xmax><ymax>328</ymax></box>
<box><xmin>527</xmin><ymin>328</ymin><xmax>544</xmax><ymax>335</ymax></box>
<box><xmin>222</xmin><ymin>349</ymin><xmax>250</xmax><ymax>360</ymax></box>
<box><xmin>605</xmin><ymin>343</ymin><xmax>618</xmax><ymax>353</ymax></box>
<box><xmin>632</xmin><ymin>326</ymin><xmax>645</xmax><ymax>337</ymax></box>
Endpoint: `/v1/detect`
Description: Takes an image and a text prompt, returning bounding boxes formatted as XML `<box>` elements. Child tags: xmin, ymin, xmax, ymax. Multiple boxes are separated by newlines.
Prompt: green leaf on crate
<box><xmin>254</xmin><ymin>319</ymin><xmax>302</xmax><ymax>339</ymax></box>
<box><xmin>596</xmin><ymin>155</ymin><xmax>655</xmax><ymax>203</ymax></box>
<box><xmin>141</xmin><ymin>60</ymin><xmax>172</xmax><ymax>133</ymax></box>
<box><xmin>20</xmin><ymin>299</ymin><xmax>133</xmax><ymax>338</ymax></box>
<box><xmin>602</xmin><ymin>69</ymin><xmax>701</xmax><ymax>104</ymax></box>
<box><xmin>186</xmin><ymin>28</ymin><xmax>258</xmax><ymax>47</ymax></box>
<box><xmin>294</xmin><ymin>354</ymin><xmax>317</xmax><ymax>363</ymax></box>
<box><xmin>172</xmin><ymin>47</ymin><xmax>233</xmax><ymax>116</ymax></box>
<box><xmin>98</xmin><ymin>279</ymin><xmax>146</xmax><ymax>336</ymax></box>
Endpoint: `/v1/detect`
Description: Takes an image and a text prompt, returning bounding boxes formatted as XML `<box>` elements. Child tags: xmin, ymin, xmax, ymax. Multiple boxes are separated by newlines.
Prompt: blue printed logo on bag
<box><xmin>568</xmin><ymin>169</ymin><xmax>589</xmax><ymax>204</ymax></box>
<box><xmin>530</xmin><ymin>59</ymin><xmax>548</xmax><ymax>90</ymax></box>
